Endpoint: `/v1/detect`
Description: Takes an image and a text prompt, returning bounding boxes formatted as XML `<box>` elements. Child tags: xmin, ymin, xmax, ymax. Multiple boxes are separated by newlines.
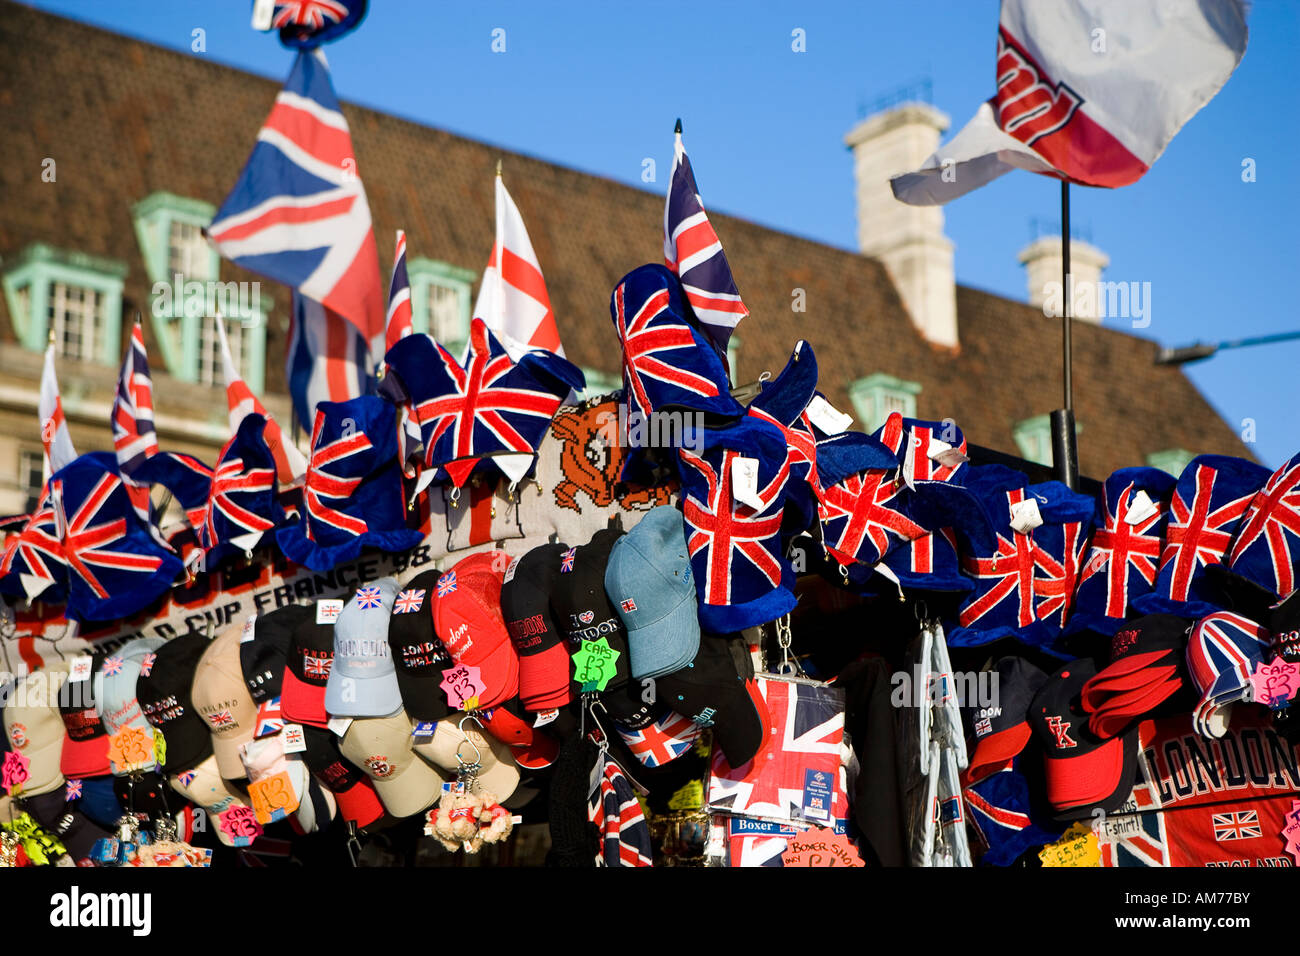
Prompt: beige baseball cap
<box><xmin>339</xmin><ymin>710</ymin><xmax>445</xmax><ymax>818</ymax></box>
<box><xmin>4</xmin><ymin>663</ymin><xmax>70</xmax><ymax>798</ymax></box>
<box><xmin>191</xmin><ymin>624</ymin><xmax>259</xmax><ymax>779</ymax></box>
<box><xmin>414</xmin><ymin>717</ymin><xmax>519</xmax><ymax>803</ymax></box>
<box><xmin>169</xmin><ymin>754</ymin><xmax>260</xmax><ymax>847</ymax></box>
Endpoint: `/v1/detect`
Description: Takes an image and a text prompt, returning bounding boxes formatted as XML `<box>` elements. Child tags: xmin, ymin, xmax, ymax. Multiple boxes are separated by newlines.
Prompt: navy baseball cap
<box><xmin>604</xmin><ymin>506</ymin><xmax>700</xmax><ymax>680</ymax></box>
<box><xmin>655</xmin><ymin>636</ymin><xmax>767</xmax><ymax>767</ymax></box>
<box><xmin>962</xmin><ymin>657</ymin><xmax>1049</xmax><ymax>786</ymax></box>
<box><xmin>387</xmin><ymin>568</ymin><xmax>454</xmax><ymax>721</ymax></box>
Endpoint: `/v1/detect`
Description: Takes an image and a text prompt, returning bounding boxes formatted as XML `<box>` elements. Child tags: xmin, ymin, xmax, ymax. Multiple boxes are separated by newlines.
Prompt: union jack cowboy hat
<box><xmin>276</xmin><ymin>395</ymin><xmax>424</xmax><ymax>572</ymax></box>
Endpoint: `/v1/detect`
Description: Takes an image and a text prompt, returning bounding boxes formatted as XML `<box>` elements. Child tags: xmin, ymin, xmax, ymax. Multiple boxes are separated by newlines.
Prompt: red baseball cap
<box><xmin>282</xmin><ymin>615</ymin><xmax>337</xmax><ymax>729</ymax></box>
<box><xmin>300</xmin><ymin>724</ymin><xmax>385</xmax><ymax>827</ymax></box>
<box><xmin>433</xmin><ymin>551</ymin><xmax>518</xmax><ymax>711</ymax></box>
<box><xmin>480</xmin><ymin>700</ymin><xmax>560</xmax><ymax>770</ymax></box>
<box><xmin>57</xmin><ymin>655</ymin><xmax>111</xmax><ymax>778</ymax></box>
<box><xmin>500</xmin><ymin>544</ymin><xmax>573</xmax><ymax>712</ymax></box>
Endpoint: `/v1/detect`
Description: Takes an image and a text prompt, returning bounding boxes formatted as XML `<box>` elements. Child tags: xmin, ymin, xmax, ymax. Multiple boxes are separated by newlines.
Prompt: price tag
<box><xmin>2</xmin><ymin>752</ymin><xmax>30</xmax><ymax>794</ymax></box>
<box><xmin>248</xmin><ymin>770</ymin><xmax>299</xmax><ymax>825</ymax></box>
<box><xmin>1249</xmin><ymin>658</ymin><xmax>1300</xmax><ymax>707</ymax></box>
<box><xmin>1038</xmin><ymin>821</ymin><xmax>1100</xmax><ymax>867</ymax></box>
<box><xmin>1009</xmin><ymin>497</ymin><xmax>1043</xmax><ymax>534</ymax></box>
<box><xmin>218</xmin><ymin>805</ymin><xmax>263</xmax><ymax>847</ymax></box>
<box><xmin>667</xmin><ymin>779</ymin><xmax>703</xmax><ymax>811</ymax></box>
<box><xmin>328</xmin><ymin>716</ymin><xmax>353</xmax><ymax>737</ymax></box>
<box><xmin>731</xmin><ymin>457</ymin><xmax>765</xmax><ymax>511</ymax></box>
<box><xmin>107</xmin><ymin>726</ymin><xmax>155</xmax><ymax>773</ymax></box>
<box><xmin>503</xmin><ymin>557</ymin><xmax>520</xmax><ymax>584</ymax></box>
<box><xmin>781</xmin><ymin>827</ymin><xmax>865</xmax><ymax>867</ymax></box>
<box><xmin>411</xmin><ymin>721</ymin><xmax>437</xmax><ymax>738</ymax></box>
<box><xmin>281</xmin><ymin>723</ymin><xmax>307</xmax><ymax>754</ymax></box>
<box><xmin>153</xmin><ymin>728</ymin><xmax>167</xmax><ymax>769</ymax></box>
<box><xmin>1123</xmin><ymin>489</ymin><xmax>1159</xmax><ymax>526</ymax></box>
<box><xmin>804</xmin><ymin>396</ymin><xmax>852</xmax><ymax>435</ymax></box>
<box><xmin>571</xmin><ymin>637</ymin><xmax>620</xmax><ymax>692</ymax></box>
<box><xmin>240</xmin><ymin>614</ymin><xmax>257</xmax><ymax>643</ymax></box>
<box><xmin>802</xmin><ymin>768</ymin><xmax>832</xmax><ymax>822</ymax></box>
<box><xmin>440</xmin><ymin>664</ymin><xmax>486</xmax><ymax>711</ymax></box>
<box><xmin>68</xmin><ymin>656</ymin><xmax>93</xmax><ymax>683</ymax></box>
<box><xmin>533</xmin><ymin>709</ymin><xmax>559</xmax><ymax>728</ymax></box>
<box><xmin>1282</xmin><ymin>799</ymin><xmax>1300</xmax><ymax>866</ymax></box>
<box><xmin>316</xmin><ymin>599</ymin><xmax>344</xmax><ymax>625</ymax></box>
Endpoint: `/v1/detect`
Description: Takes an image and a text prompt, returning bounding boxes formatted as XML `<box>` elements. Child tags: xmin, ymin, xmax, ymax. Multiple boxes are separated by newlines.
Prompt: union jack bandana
<box><xmin>560</xmin><ymin>548</ymin><xmax>576</xmax><ymax>573</ymax></box>
<box><xmin>1134</xmin><ymin>454</ymin><xmax>1270</xmax><ymax>619</ymax></box>
<box><xmin>1223</xmin><ymin>452</ymin><xmax>1300</xmax><ymax>602</ymax></box>
<box><xmin>393</xmin><ymin>588</ymin><xmax>426</xmax><ymax>614</ymax></box>
<box><xmin>615</xmin><ymin>709</ymin><xmax>702</xmax><ymax>768</ymax></box>
<box><xmin>354</xmin><ymin>586</ymin><xmax>384</xmax><ymax>610</ymax></box>
<box><xmin>436</xmin><ymin>571</ymin><xmax>457</xmax><ymax>597</ymax></box>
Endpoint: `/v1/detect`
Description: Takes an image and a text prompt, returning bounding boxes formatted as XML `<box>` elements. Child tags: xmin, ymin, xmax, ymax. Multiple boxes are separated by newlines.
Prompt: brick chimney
<box><xmin>1018</xmin><ymin>236</ymin><xmax>1110</xmax><ymax>323</ymax></box>
<box><xmin>844</xmin><ymin>103</ymin><xmax>958</xmax><ymax>349</ymax></box>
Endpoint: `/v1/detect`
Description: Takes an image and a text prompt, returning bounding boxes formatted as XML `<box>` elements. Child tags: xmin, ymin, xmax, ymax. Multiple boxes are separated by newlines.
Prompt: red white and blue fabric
<box><xmin>818</xmin><ymin>467</ymin><xmax>928</xmax><ymax>570</ymax></box>
<box><xmin>129</xmin><ymin>450</ymin><xmax>216</xmax><ymax>571</ymax></box>
<box><xmin>193</xmin><ymin>415</ymin><xmax>286</xmax><ymax>568</ymax></box>
<box><xmin>615</xmin><ymin>708</ymin><xmax>703</xmax><ymax>768</ymax></box>
<box><xmin>610</xmin><ymin>264</ymin><xmax>742</xmax><ymax>427</ymax></box>
<box><xmin>208</xmin><ymin>50</ymin><xmax>383</xmax><ymax>421</ymax></box>
<box><xmin>0</xmin><ymin>486</ymin><xmax>66</xmax><ymax>603</ymax></box>
<box><xmin>39</xmin><ymin>341</ymin><xmax>76</xmax><ymax>478</ymax></box>
<box><xmin>271</xmin><ymin>0</ymin><xmax>367</xmax><ymax>48</ymax></box>
<box><xmin>1135</xmin><ymin>455</ymin><xmax>1270</xmax><ymax>619</ymax></box>
<box><xmin>381</xmin><ymin>318</ymin><xmax>582</xmax><ymax>488</ymax></box>
<box><xmin>1069</xmin><ymin>467</ymin><xmax>1177</xmax><ymax>635</ymax></box>
<box><xmin>1224</xmin><ymin>452</ymin><xmax>1300</xmax><ymax>602</ymax></box>
<box><xmin>48</xmin><ymin>452</ymin><xmax>183</xmax><ymax>622</ymax></box>
<box><xmin>385</xmin><ymin>229</ymin><xmax>414</xmax><ymax>353</ymax></box>
<box><xmin>1186</xmin><ymin>611</ymin><xmax>1271</xmax><ymax>711</ymax></box>
<box><xmin>677</xmin><ymin>417</ymin><xmax>794</xmax><ymax>633</ymax></box>
<box><xmin>286</xmin><ymin>291</ymin><xmax>375</xmax><ymax>438</ymax></box>
<box><xmin>663</xmin><ymin>130</ymin><xmax>748</xmax><ymax>354</ymax></box>
<box><xmin>963</xmin><ymin>757</ymin><xmax>1067</xmax><ymax>866</ymax></box>
<box><xmin>587</xmin><ymin>755</ymin><xmax>653</xmax><ymax>867</ymax></box>
<box><xmin>275</xmin><ymin>395</ymin><xmax>422</xmax><ymax>571</ymax></box>
<box><xmin>872</xmin><ymin>411</ymin><xmax>970</xmax><ymax>486</ymax></box>
<box><xmin>255</xmin><ymin>698</ymin><xmax>284</xmax><ymax>739</ymax></box>
<box><xmin>393</xmin><ymin>588</ymin><xmax>425</xmax><ymax>614</ymax></box>
<box><xmin>111</xmin><ymin>319</ymin><xmax>160</xmax><ymax>528</ymax></box>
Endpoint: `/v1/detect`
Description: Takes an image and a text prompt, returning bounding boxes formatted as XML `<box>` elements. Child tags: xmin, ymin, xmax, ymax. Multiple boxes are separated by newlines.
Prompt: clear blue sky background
<box><xmin>24</xmin><ymin>0</ymin><xmax>1300</xmax><ymax>467</ymax></box>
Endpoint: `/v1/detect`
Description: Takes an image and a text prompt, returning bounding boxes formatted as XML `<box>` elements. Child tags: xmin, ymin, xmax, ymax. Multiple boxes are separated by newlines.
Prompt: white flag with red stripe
<box><xmin>891</xmin><ymin>0</ymin><xmax>1248</xmax><ymax>205</ymax></box>
<box><xmin>217</xmin><ymin>315</ymin><xmax>308</xmax><ymax>485</ymax></box>
<box><xmin>471</xmin><ymin>174</ymin><xmax>564</xmax><ymax>360</ymax></box>
<box><xmin>39</xmin><ymin>341</ymin><xmax>76</xmax><ymax>481</ymax></box>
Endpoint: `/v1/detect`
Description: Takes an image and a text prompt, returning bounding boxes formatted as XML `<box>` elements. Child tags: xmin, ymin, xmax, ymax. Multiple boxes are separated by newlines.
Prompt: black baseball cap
<box><xmin>552</xmin><ymin>528</ymin><xmax>633</xmax><ymax>697</ymax></box>
<box><xmin>656</xmin><ymin>636</ymin><xmax>768</xmax><ymax>768</ymax></box>
<box><xmin>282</xmin><ymin>614</ymin><xmax>336</xmax><ymax>728</ymax></box>
<box><xmin>1030</xmin><ymin>658</ymin><xmax>1138</xmax><ymax>822</ymax></box>
<box><xmin>241</xmin><ymin>604</ymin><xmax>313</xmax><ymax>705</ymax></box>
<box><xmin>137</xmin><ymin>630</ymin><xmax>214</xmax><ymax>773</ymax></box>
<box><xmin>962</xmin><ymin>657</ymin><xmax>1050</xmax><ymax>785</ymax></box>
<box><xmin>1269</xmin><ymin>589</ymin><xmax>1300</xmax><ymax>663</ymax></box>
<box><xmin>300</xmin><ymin>724</ymin><xmax>386</xmax><ymax>827</ymax></box>
<box><xmin>387</xmin><ymin>568</ymin><xmax>454</xmax><ymax>721</ymax></box>
<box><xmin>500</xmin><ymin>543</ymin><xmax>572</xmax><ymax>712</ymax></box>
<box><xmin>23</xmin><ymin>789</ymin><xmax>113</xmax><ymax>861</ymax></box>
<box><xmin>57</xmin><ymin>652</ymin><xmax>110</xmax><ymax>778</ymax></box>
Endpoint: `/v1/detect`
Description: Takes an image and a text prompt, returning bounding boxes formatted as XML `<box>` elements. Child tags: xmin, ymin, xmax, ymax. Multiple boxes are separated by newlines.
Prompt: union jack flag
<box><xmin>102</xmin><ymin>656</ymin><xmax>124</xmax><ymax>677</ymax></box>
<box><xmin>385</xmin><ymin>229</ymin><xmax>414</xmax><ymax>352</ymax></box>
<box><xmin>208</xmin><ymin>709</ymin><xmax>235</xmax><ymax>728</ymax></box>
<box><xmin>620</xmin><ymin>598</ymin><xmax>637</xmax><ymax>613</ymax></box>
<box><xmin>199</xmin><ymin>450</ymin><xmax>277</xmax><ymax>552</ymax></box>
<box><xmin>273</xmin><ymin>0</ymin><xmax>349</xmax><ymax>30</ymax></box>
<box><xmin>1212</xmin><ymin>810</ymin><xmax>1261</xmax><ymax>841</ymax></box>
<box><xmin>615</xmin><ymin>710</ymin><xmax>702</xmax><ymax>768</ymax></box>
<box><xmin>54</xmin><ymin>470</ymin><xmax>165</xmax><ymax>601</ymax></box>
<box><xmin>64</xmin><ymin>779</ymin><xmax>83</xmax><ymax>801</ymax></box>
<box><xmin>175</xmin><ymin>770</ymin><xmax>197</xmax><ymax>788</ymax></box>
<box><xmin>140</xmin><ymin>653</ymin><xmax>157</xmax><ymax>678</ymax></box>
<box><xmin>354</xmin><ymin>585</ymin><xmax>383</xmax><ymax>610</ymax></box>
<box><xmin>436</xmin><ymin>571</ymin><xmax>457</xmax><ymax>597</ymax></box>
<box><xmin>560</xmin><ymin>547</ymin><xmax>575</xmax><ymax>573</ymax></box>
<box><xmin>393</xmin><ymin>588</ymin><xmax>425</xmax><ymax>614</ymax></box>
<box><xmin>587</xmin><ymin>756</ymin><xmax>654</xmax><ymax>867</ymax></box>
<box><xmin>304</xmin><ymin>653</ymin><xmax>332</xmax><ymax>679</ymax></box>
<box><xmin>1157</xmin><ymin>461</ymin><xmax>1260</xmax><ymax>604</ymax></box>
<box><xmin>302</xmin><ymin>409</ymin><xmax>372</xmax><ymax>541</ymax></box>
<box><xmin>1030</xmin><ymin>519</ymin><xmax>1090</xmax><ymax>627</ymax></box>
<box><xmin>818</xmin><ymin>468</ymin><xmax>927</xmax><ymax>567</ymax></box>
<box><xmin>255</xmin><ymin>697</ymin><xmax>284</xmax><ymax>738</ymax></box>
<box><xmin>663</xmin><ymin>124</ymin><xmax>747</xmax><ymax>352</ymax></box>
<box><xmin>958</xmin><ymin>489</ymin><xmax>1046</xmax><ymax>632</ymax></box>
<box><xmin>1225</xmin><ymin>453</ymin><xmax>1300</xmax><ymax>599</ymax></box>
<box><xmin>111</xmin><ymin>318</ymin><xmax>159</xmax><ymax>524</ymax></box>
<box><xmin>0</xmin><ymin>486</ymin><xmax>65</xmax><ymax>601</ymax></box>
<box><xmin>1076</xmin><ymin>479</ymin><xmax>1168</xmax><ymax>620</ymax></box>
<box><xmin>610</xmin><ymin>266</ymin><xmax>739</xmax><ymax>423</ymax></box>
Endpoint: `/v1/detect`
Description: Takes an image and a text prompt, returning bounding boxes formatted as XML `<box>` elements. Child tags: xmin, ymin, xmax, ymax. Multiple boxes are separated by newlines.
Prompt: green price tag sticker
<box><xmin>573</xmin><ymin>637</ymin><xmax>620</xmax><ymax>692</ymax></box>
<box><xmin>153</xmin><ymin>727</ymin><xmax>167</xmax><ymax>769</ymax></box>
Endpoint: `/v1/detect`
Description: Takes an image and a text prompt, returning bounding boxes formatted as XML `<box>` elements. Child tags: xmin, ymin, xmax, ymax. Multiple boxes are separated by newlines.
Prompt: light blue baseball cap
<box><xmin>94</xmin><ymin>637</ymin><xmax>166</xmax><ymax>775</ymax></box>
<box><xmin>325</xmin><ymin>577</ymin><xmax>403</xmax><ymax>717</ymax></box>
<box><xmin>604</xmin><ymin>506</ymin><xmax>701</xmax><ymax>679</ymax></box>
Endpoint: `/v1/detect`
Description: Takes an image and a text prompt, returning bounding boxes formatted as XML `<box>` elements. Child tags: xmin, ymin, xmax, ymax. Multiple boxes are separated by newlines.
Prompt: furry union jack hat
<box><xmin>872</xmin><ymin>411</ymin><xmax>970</xmax><ymax>486</ymax></box>
<box><xmin>380</xmin><ymin>318</ymin><xmax>583</xmax><ymax>490</ymax></box>
<box><xmin>276</xmin><ymin>395</ymin><xmax>424</xmax><ymax>572</ymax></box>
<box><xmin>1214</xmin><ymin>451</ymin><xmax>1300</xmax><ymax>611</ymax></box>
<box><xmin>0</xmin><ymin>484</ymin><xmax>66</xmax><ymax>605</ymax></box>
<box><xmin>269</xmin><ymin>0</ymin><xmax>369</xmax><ymax>49</ymax></box>
<box><xmin>1133</xmin><ymin>454</ymin><xmax>1270</xmax><ymax>620</ymax></box>
<box><xmin>1067</xmin><ymin>466</ymin><xmax>1178</xmax><ymax>637</ymax></box>
<box><xmin>194</xmin><ymin>415</ymin><xmax>290</xmax><ymax>569</ymax></box>
<box><xmin>48</xmin><ymin>451</ymin><xmax>185</xmax><ymax>622</ymax></box>
<box><xmin>677</xmin><ymin>415</ymin><xmax>795</xmax><ymax>633</ymax></box>
<box><xmin>948</xmin><ymin>467</ymin><xmax>1095</xmax><ymax>653</ymax></box>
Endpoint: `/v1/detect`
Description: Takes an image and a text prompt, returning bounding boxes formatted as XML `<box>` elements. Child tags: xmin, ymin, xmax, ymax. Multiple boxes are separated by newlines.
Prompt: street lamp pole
<box><xmin>1155</xmin><ymin>329</ymin><xmax>1300</xmax><ymax>366</ymax></box>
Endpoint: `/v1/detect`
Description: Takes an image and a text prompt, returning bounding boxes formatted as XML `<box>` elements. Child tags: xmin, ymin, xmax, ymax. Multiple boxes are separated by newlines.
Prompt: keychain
<box><xmin>425</xmin><ymin>715</ymin><xmax>513</xmax><ymax>854</ymax></box>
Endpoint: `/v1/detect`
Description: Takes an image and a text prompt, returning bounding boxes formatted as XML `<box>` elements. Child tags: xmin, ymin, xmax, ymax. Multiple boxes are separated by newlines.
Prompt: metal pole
<box><xmin>1051</xmin><ymin>180</ymin><xmax>1080</xmax><ymax>489</ymax></box>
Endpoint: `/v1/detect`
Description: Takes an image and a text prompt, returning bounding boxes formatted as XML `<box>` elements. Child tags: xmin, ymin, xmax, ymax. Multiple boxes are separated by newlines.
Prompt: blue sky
<box><xmin>25</xmin><ymin>0</ymin><xmax>1300</xmax><ymax>467</ymax></box>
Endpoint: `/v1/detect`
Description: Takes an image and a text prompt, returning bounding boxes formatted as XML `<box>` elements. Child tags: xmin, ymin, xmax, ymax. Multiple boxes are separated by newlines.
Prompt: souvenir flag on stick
<box><xmin>663</xmin><ymin>119</ymin><xmax>748</xmax><ymax>354</ymax></box>
<box><xmin>286</xmin><ymin>291</ymin><xmax>374</xmax><ymax>430</ymax></box>
<box><xmin>470</xmin><ymin>166</ymin><xmax>564</xmax><ymax>359</ymax></box>
<box><xmin>39</xmin><ymin>334</ymin><xmax>76</xmax><ymax>481</ymax></box>
<box><xmin>111</xmin><ymin>317</ymin><xmax>159</xmax><ymax>525</ymax></box>
<box><xmin>217</xmin><ymin>313</ymin><xmax>308</xmax><ymax>485</ymax></box>
<box><xmin>385</xmin><ymin>229</ymin><xmax>414</xmax><ymax>352</ymax></box>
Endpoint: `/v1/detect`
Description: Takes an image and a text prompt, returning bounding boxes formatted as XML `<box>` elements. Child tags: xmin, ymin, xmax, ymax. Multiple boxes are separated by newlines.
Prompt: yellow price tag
<box><xmin>667</xmin><ymin>779</ymin><xmax>703</xmax><ymax>811</ymax></box>
<box><xmin>1038</xmin><ymin>821</ymin><xmax>1100</xmax><ymax>867</ymax></box>
<box><xmin>153</xmin><ymin>728</ymin><xmax>167</xmax><ymax>768</ymax></box>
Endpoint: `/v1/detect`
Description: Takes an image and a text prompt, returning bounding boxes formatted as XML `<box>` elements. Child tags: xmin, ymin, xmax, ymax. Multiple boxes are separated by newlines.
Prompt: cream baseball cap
<box><xmin>191</xmin><ymin>624</ymin><xmax>259</xmax><ymax>779</ymax></box>
<box><xmin>169</xmin><ymin>754</ymin><xmax>260</xmax><ymax>847</ymax></box>
<box><xmin>339</xmin><ymin>710</ymin><xmax>445</xmax><ymax>818</ymax></box>
<box><xmin>414</xmin><ymin>716</ymin><xmax>519</xmax><ymax>803</ymax></box>
<box><xmin>3</xmin><ymin>663</ymin><xmax>70</xmax><ymax>797</ymax></box>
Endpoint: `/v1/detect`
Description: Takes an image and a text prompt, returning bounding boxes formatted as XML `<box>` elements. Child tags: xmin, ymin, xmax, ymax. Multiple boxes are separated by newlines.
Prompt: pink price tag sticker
<box><xmin>1282</xmin><ymin>799</ymin><xmax>1300</xmax><ymax>865</ymax></box>
<box><xmin>440</xmin><ymin>664</ymin><xmax>486</xmax><ymax>711</ymax></box>
<box><xmin>2</xmin><ymin>751</ymin><xmax>30</xmax><ymax>794</ymax></box>
<box><xmin>1250</xmin><ymin>658</ymin><xmax>1300</xmax><ymax>707</ymax></box>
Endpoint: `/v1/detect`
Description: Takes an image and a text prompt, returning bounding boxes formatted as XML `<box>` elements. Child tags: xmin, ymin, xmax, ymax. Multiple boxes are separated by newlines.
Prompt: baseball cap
<box><xmin>433</xmin><ymin>551</ymin><xmax>519</xmax><ymax>710</ymax></box>
<box><xmin>95</xmin><ymin>638</ymin><xmax>165</xmax><ymax>776</ymax></box>
<box><xmin>655</xmin><ymin>636</ymin><xmax>767</xmax><ymax>767</ymax></box>
<box><xmin>604</xmin><ymin>506</ymin><xmax>701</xmax><ymax>680</ymax></box>
<box><xmin>387</xmin><ymin>569</ymin><xmax>455</xmax><ymax>721</ymax></box>
<box><xmin>962</xmin><ymin>657</ymin><xmax>1050</xmax><ymax>786</ymax></box>
<box><xmin>500</xmin><ymin>544</ymin><xmax>572</xmax><ymax>712</ymax></box>
<box><xmin>1186</xmin><ymin>610</ymin><xmax>1272</xmax><ymax>739</ymax></box>
<box><xmin>325</xmin><ymin>578</ymin><xmax>403</xmax><ymax>718</ymax></box>
<box><xmin>1029</xmin><ymin>659</ymin><xmax>1138</xmax><ymax>820</ymax></box>
<box><xmin>281</xmin><ymin>611</ymin><xmax>337</xmax><ymax>728</ymax></box>
<box><xmin>241</xmin><ymin>603</ymin><xmax>313</xmax><ymax>705</ymax></box>
<box><xmin>136</xmin><ymin>630</ymin><xmax>214</xmax><ymax>773</ymax></box>
<box><xmin>23</xmin><ymin>788</ymin><xmax>113</xmax><ymax>861</ymax></box>
<box><xmin>56</xmin><ymin>653</ymin><xmax>111</xmax><ymax>778</ymax></box>
<box><xmin>239</xmin><ymin>733</ymin><xmax>310</xmax><ymax>826</ymax></box>
<box><xmin>478</xmin><ymin>701</ymin><xmax>560</xmax><ymax>770</ymax></box>
<box><xmin>168</xmin><ymin>755</ymin><xmax>262</xmax><ymax>848</ymax></box>
<box><xmin>192</xmin><ymin>624</ymin><xmax>259</xmax><ymax>779</ymax></box>
<box><xmin>414</xmin><ymin>717</ymin><xmax>520</xmax><ymax>803</ymax></box>
<box><xmin>339</xmin><ymin>709</ymin><xmax>446</xmax><ymax>818</ymax></box>
<box><xmin>1269</xmin><ymin>589</ymin><xmax>1300</xmax><ymax>663</ymax></box>
<box><xmin>614</xmin><ymin>706</ymin><xmax>704</xmax><ymax>768</ymax></box>
<box><xmin>1079</xmin><ymin>615</ymin><xmax>1192</xmax><ymax>738</ymax></box>
<box><xmin>552</xmin><ymin>529</ymin><xmax>633</xmax><ymax>695</ymax></box>
<box><xmin>4</xmin><ymin>663</ymin><xmax>70</xmax><ymax>797</ymax></box>
<box><xmin>300</xmin><ymin>724</ymin><xmax>385</xmax><ymax>827</ymax></box>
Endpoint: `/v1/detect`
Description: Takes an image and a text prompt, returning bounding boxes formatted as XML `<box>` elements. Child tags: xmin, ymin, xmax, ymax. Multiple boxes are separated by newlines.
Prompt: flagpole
<box><xmin>1051</xmin><ymin>179</ymin><xmax>1080</xmax><ymax>489</ymax></box>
